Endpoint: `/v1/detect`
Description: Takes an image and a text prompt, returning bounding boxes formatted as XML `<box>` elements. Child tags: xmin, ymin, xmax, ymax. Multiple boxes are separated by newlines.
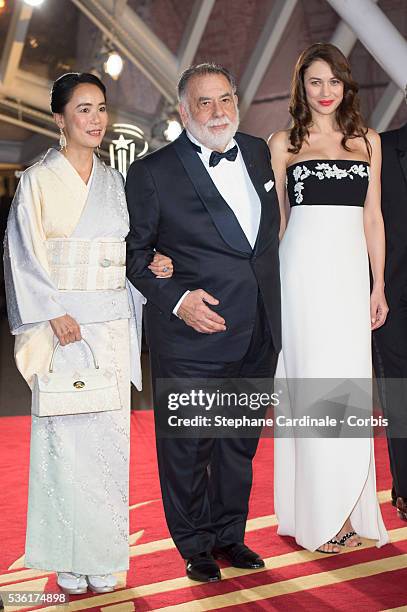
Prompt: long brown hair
<box><xmin>288</xmin><ymin>43</ymin><xmax>370</xmax><ymax>157</ymax></box>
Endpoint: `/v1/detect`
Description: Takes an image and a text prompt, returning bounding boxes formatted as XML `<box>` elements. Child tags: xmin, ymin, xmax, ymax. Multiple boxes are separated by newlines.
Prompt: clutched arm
<box><xmin>125</xmin><ymin>161</ymin><xmax>226</xmax><ymax>333</ymax></box>
<box><xmin>125</xmin><ymin>160</ymin><xmax>187</xmax><ymax>318</ymax></box>
<box><xmin>51</xmin><ymin>254</ymin><xmax>174</xmax><ymax>345</ymax></box>
<box><xmin>4</xmin><ymin>170</ymin><xmax>174</xmax><ymax>346</ymax></box>
<box><xmin>148</xmin><ymin>252</ymin><xmax>174</xmax><ymax>278</ymax></box>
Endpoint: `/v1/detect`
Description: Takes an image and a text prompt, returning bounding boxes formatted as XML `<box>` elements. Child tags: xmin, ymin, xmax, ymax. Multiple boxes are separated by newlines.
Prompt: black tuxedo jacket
<box><xmin>125</xmin><ymin>130</ymin><xmax>281</xmax><ymax>361</ymax></box>
<box><xmin>380</xmin><ymin>123</ymin><xmax>407</xmax><ymax>309</ymax></box>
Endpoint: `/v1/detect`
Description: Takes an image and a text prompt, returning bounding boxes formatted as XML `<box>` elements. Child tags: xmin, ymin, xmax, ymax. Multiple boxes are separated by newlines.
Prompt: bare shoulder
<box><xmin>268</xmin><ymin>130</ymin><xmax>290</xmax><ymax>160</ymax></box>
<box><xmin>268</xmin><ymin>129</ymin><xmax>289</xmax><ymax>149</ymax></box>
<box><xmin>366</xmin><ymin>127</ymin><xmax>381</xmax><ymax>149</ymax></box>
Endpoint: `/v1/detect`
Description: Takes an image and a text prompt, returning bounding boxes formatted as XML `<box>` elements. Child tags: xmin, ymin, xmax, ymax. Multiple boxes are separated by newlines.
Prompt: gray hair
<box><xmin>177</xmin><ymin>62</ymin><xmax>237</xmax><ymax>102</ymax></box>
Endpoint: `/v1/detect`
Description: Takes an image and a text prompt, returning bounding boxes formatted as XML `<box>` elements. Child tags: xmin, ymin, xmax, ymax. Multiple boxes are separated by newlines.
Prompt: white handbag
<box><xmin>31</xmin><ymin>339</ymin><xmax>122</xmax><ymax>417</ymax></box>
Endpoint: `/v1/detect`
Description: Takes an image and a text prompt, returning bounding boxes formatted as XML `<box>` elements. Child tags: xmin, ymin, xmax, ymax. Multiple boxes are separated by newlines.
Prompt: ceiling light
<box><xmin>0</xmin><ymin>0</ymin><xmax>6</xmax><ymax>9</ymax></box>
<box><xmin>163</xmin><ymin>119</ymin><xmax>182</xmax><ymax>142</ymax></box>
<box><xmin>24</xmin><ymin>0</ymin><xmax>45</xmax><ymax>6</ymax></box>
<box><xmin>104</xmin><ymin>51</ymin><xmax>124</xmax><ymax>80</ymax></box>
<box><xmin>152</xmin><ymin>111</ymin><xmax>183</xmax><ymax>144</ymax></box>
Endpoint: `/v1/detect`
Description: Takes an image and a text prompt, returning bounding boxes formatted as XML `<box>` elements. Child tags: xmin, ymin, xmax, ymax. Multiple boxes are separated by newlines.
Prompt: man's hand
<box><xmin>177</xmin><ymin>289</ymin><xmax>226</xmax><ymax>334</ymax></box>
<box><xmin>50</xmin><ymin>314</ymin><xmax>82</xmax><ymax>346</ymax></box>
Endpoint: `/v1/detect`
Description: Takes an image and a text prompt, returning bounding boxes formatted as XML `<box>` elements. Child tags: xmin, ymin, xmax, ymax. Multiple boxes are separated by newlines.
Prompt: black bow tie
<box><xmin>209</xmin><ymin>145</ymin><xmax>238</xmax><ymax>167</ymax></box>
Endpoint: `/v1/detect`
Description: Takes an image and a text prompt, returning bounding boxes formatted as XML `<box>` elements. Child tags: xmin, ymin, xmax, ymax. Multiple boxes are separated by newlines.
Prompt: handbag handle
<box><xmin>49</xmin><ymin>339</ymin><xmax>100</xmax><ymax>373</ymax></box>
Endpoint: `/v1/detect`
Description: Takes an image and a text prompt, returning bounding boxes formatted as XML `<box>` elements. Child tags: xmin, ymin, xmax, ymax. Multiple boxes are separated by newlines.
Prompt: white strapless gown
<box><xmin>274</xmin><ymin>160</ymin><xmax>388</xmax><ymax>551</ymax></box>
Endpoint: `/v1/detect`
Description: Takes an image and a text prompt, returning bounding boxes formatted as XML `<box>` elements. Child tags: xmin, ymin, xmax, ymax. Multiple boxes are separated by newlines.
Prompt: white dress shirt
<box><xmin>173</xmin><ymin>130</ymin><xmax>262</xmax><ymax>316</ymax></box>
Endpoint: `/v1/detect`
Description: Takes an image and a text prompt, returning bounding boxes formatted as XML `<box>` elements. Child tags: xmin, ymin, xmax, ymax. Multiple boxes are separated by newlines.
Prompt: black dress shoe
<box><xmin>391</xmin><ymin>485</ymin><xmax>397</xmax><ymax>507</ymax></box>
<box><xmin>396</xmin><ymin>496</ymin><xmax>407</xmax><ymax>521</ymax></box>
<box><xmin>213</xmin><ymin>543</ymin><xmax>265</xmax><ymax>569</ymax></box>
<box><xmin>186</xmin><ymin>552</ymin><xmax>221</xmax><ymax>582</ymax></box>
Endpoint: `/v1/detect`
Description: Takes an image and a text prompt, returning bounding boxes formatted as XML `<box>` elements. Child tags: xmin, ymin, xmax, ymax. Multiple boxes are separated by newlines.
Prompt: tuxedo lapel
<box><xmin>235</xmin><ymin>134</ymin><xmax>273</xmax><ymax>256</ymax></box>
<box><xmin>396</xmin><ymin>124</ymin><xmax>407</xmax><ymax>190</ymax></box>
<box><xmin>173</xmin><ymin>131</ymin><xmax>252</xmax><ymax>255</ymax></box>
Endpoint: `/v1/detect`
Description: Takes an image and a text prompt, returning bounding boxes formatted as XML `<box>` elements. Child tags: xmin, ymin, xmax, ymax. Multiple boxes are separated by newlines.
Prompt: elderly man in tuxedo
<box><xmin>125</xmin><ymin>63</ymin><xmax>281</xmax><ymax>582</ymax></box>
<box><xmin>373</xmin><ymin>95</ymin><xmax>407</xmax><ymax>521</ymax></box>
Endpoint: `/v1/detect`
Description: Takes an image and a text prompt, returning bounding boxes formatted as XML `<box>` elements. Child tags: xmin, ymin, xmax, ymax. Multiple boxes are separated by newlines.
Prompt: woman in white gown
<box><xmin>4</xmin><ymin>73</ymin><xmax>173</xmax><ymax>593</ymax></box>
<box><xmin>269</xmin><ymin>43</ymin><xmax>389</xmax><ymax>553</ymax></box>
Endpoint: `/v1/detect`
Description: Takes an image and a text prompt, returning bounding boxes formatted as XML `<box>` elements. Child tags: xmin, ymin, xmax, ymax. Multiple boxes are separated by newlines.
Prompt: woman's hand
<box><xmin>50</xmin><ymin>314</ymin><xmax>82</xmax><ymax>345</ymax></box>
<box><xmin>148</xmin><ymin>252</ymin><xmax>174</xmax><ymax>278</ymax></box>
<box><xmin>370</xmin><ymin>286</ymin><xmax>389</xmax><ymax>330</ymax></box>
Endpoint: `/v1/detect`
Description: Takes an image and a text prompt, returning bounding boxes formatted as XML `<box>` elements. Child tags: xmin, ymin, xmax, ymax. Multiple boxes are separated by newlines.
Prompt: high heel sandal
<box><xmin>316</xmin><ymin>539</ymin><xmax>341</xmax><ymax>554</ymax></box>
<box><xmin>337</xmin><ymin>530</ymin><xmax>362</xmax><ymax>547</ymax></box>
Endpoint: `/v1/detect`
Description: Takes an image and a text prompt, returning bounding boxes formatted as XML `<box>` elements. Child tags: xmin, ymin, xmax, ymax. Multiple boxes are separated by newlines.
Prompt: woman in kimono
<box><xmin>3</xmin><ymin>73</ymin><xmax>173</xmax><ymax>595</ymax></box>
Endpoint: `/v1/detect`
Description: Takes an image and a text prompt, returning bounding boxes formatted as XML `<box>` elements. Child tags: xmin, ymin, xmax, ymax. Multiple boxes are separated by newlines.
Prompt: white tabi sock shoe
<box><xmin>57</xmin><ymin>572</ymin><xmax>87</xmax><ymax>595</ymax></box>
<box><xmin>86</xmin><ymin>574</ymin><xmax>117</xmax><ymax>593</ymax></box>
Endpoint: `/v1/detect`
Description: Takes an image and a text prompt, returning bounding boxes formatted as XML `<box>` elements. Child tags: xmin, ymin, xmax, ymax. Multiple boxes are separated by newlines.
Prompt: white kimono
<box><xmin>3</xmin><ymin>148</ymin><xmax>144</xmax><ymax>574</ymax></box>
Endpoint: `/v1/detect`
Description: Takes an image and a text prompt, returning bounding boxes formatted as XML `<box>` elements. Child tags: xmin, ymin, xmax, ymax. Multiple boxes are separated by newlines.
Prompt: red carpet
<box><xmin>0</xmin><ymin>412</ymin><xmax>406</xmax><ymax>611</ymax></box>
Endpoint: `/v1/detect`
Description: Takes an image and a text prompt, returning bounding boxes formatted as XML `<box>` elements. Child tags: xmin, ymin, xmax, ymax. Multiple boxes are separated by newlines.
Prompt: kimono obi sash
<box><xmin>46</xmin><ymin>239</ymin><xmax>126</xmax><ymax>291</ymax></box>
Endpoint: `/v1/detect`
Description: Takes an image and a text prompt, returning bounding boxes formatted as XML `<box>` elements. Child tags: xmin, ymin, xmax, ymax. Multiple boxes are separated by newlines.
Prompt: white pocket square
<box><xmin>264</xmin><ymin>180</ymin><xmax>274</xmax><ymax>192</ymax></box>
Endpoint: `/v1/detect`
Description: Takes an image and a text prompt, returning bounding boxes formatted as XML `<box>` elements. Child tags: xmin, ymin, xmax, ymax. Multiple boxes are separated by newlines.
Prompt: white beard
<box><xmin>185</xmin><ymin>109</ymin><xmax>240</xmax><ymax>151</ymax></box>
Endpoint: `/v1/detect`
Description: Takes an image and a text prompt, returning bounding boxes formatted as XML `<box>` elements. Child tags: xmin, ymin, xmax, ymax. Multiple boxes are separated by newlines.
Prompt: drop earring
<box><xmin>96</xmin><ymin>145</ymin><xmax>101</xmax><ymax>158</ymax></box>
<box><xmin>59</xmin><ymin>128</ymin><xmax>67</xmax><ymax>152</ymax></box>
